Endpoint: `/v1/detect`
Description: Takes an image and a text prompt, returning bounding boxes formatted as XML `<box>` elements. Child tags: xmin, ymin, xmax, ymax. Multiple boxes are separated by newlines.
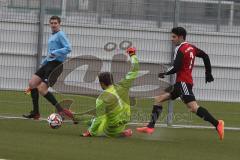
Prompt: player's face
<box><xmin>100</xmin><ymin>82</ymin><xmax>107</xmax><ymax>90</ymax></box>
<box><xmin>171</xmin><ymin>33</ymin><xmax>182</xmax><ymax>46</ymax></box>
<box><xmin>49</xmin><ymin>19</ymin><xmax>60</xmax><ymax>33</ymax></box>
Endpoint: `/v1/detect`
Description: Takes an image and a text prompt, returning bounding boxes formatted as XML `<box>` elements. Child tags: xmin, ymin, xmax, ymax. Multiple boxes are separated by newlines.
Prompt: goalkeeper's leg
<box><xmin>104</xmin><ymin>124</ymin><xmax>132</xmax><ymax>137</ymax></box>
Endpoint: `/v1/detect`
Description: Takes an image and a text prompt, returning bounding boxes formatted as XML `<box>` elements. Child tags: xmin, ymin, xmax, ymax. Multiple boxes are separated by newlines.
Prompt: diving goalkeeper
<box><xmin>81</xmin><ymin>47</ymin><xmax>139</xmax><ymax>137</ymax></box>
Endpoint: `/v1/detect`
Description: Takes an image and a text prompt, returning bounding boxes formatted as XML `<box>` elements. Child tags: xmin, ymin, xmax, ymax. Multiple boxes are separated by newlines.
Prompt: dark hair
<box><xmin>171</xmin><ymin>27</ymin><xmax>187</xmax><ymax>40</ymax></box>
<box><xmin>98</xmin><ymin>72</ymin><xmax>114</xmax><ymax>86</ymax></box>
<box><xmin>49</xmin><ymin>16</ymin><xmax>61</xmax><ymax>23</ymax></box>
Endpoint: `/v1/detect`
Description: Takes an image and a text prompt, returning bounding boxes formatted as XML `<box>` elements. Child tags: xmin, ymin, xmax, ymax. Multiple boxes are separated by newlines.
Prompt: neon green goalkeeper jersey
<box><xmin>89</xmin><ymin>55</ymin><xmax>139</xmax><ymax>137</ymax></box>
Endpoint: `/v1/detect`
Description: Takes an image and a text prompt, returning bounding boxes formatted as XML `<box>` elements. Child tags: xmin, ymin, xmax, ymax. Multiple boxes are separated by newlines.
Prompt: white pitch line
<box><xmin>1</xmin><ymin>115</ymin><xmax>240</xmax><ymax>131</ymax></box>
<box><xmin>0</xmin><ymin>116</ymin><xmax>47</xmax><ymax>121</ymax></box>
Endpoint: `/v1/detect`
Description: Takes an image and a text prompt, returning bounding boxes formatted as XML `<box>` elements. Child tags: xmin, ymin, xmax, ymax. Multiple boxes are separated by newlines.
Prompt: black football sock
<box><xmin>44</xmin><ymin>92</ymin><xmax>63</xmax><ymax>112</ymax></box>
<box><xmin>196</xmin><ymin>106</ymin><xmax>219</xmax><ymax>127</ymax></box>
<box><xmin>31</xmin><ymin>88</ymin><xmax>39</xmax><ymax>114</ymax></box>
<box><xmin>147</xmin><ymin>105</ymin><xmax>163</xmax><ymax>128</ymax></box>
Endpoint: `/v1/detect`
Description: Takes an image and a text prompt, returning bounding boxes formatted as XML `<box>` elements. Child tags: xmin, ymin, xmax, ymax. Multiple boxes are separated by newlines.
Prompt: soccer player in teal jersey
<box><xmin>81</xmin><ymin>47</ymin><xmax>139</xmax><ymax>137</ymax></box>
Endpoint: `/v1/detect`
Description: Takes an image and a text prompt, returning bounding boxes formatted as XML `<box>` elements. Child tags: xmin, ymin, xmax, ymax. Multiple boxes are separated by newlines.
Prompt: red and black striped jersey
<box><xmin>166</xmin><ymin>42</ymin><xmax>212</xmax><ymax>85</ymax></box>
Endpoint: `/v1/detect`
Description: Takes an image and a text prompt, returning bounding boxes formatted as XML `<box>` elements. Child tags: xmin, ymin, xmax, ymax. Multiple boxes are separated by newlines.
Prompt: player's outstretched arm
<box><xmin>118</xmin><ymin>47</ymin><xmax>139</xmax><ymax>89</ymax></box>
<box><xmin>158</xmin><ymin>51</ymin><xmax>183</xmax><ymax>78</ymax></box>
<box><xmin>196</xmin><ymin>48</ymin><xmax>214</xmax><ymax>83</ymax></box>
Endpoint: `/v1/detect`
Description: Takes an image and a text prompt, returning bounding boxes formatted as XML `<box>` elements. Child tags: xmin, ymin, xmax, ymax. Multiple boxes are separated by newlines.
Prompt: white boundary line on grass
<box><xmin>1</xmin><ymin>115</ymin><xmax>240</xmax><ymax>131</ymax></box>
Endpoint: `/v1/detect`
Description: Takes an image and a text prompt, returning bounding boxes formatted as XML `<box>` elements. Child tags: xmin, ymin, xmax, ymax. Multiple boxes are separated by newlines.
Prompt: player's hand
<box><xmin>82</xmin><ymin>131</ymin><xmax>91</xmax><ymax>137</ymax></box>
<box><xmin>158</xmin><ymin>72</ymin><xmax>166</xmax><ymax>79</ymax></box>
<box><xmin>126</xmin><ymin>47</ymin><xmax>136</xmax><ymax>57</ymax></box>
<box><xmin>205</xmin><ymin>72</ymin><xmax>214</xmax><ymax>83</ymax></box>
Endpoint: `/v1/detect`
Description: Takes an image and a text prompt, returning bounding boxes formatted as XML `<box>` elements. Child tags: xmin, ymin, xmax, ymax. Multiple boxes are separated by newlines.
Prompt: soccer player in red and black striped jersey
<box><xmin>137</xmin><ymin>27</ymin><xmax>224</xmax><ymax>140</ymax></box>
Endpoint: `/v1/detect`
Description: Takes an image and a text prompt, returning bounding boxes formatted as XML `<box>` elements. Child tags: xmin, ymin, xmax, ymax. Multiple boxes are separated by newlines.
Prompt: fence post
<box><xmin>216</xmin><ymin>0</ymin><xmax>222</xmax><ymax>32</ymax></box>
<box><xmin>173</xmin><ymin>0</ymin><xmax>180</xmax><ymax>26</ymax></box>
<box><xmin>167</xmin><ymin>0</ymin><xmax>180</xmax><ymax>126</ymax></box>
<box><xmin>36</xmin><ymin>0</ymin><xmax>45</xmax><ymax>70</ymax></box>
<box><xmin>157</xmin><ymin>1</ymin><xmax>162</xmax><ymax>28</ymax></box>
<box><xmin>96</xmin><ymin>0</ymin><xmax>102</xmax><ymax>24</ymax></box>
<box><xmin>229</xmin><ymin>2</ymin><xmax>234</xmax><ymax>27</ymax></box>
<box><xmin>61</xmin><ymin>0</ymin><xmax>67</xmax><ymax>18</ymax></box>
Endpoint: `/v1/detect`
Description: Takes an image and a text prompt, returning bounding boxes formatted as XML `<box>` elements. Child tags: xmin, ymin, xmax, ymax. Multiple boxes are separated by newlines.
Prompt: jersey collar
<box><xmin>175</xmin><ymin>41</ymin><xmax>188</xmax><ymax>54</ymax></box>
<box><xmin>52</xmin><ymin>30</ymin><xmax>60</xmax><ymax>35</ymax></box>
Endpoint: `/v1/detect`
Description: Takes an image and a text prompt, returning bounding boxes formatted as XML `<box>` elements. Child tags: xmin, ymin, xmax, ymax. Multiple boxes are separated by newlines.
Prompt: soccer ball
<box><xmin>47</xmin><ymin>113</ymin><xmax>63</xmax><ymax>129</ymax></box>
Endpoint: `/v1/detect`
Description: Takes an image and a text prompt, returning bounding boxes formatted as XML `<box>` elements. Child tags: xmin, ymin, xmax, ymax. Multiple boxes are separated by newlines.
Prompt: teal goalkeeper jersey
<box><xmin>89</xmin><ymin>55</ymin><xmax>139</xmax><ymax>136</ymax></box>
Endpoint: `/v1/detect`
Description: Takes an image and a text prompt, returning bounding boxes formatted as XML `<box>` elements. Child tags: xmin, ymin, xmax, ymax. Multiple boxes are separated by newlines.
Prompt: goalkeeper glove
<box><xmin>126</xmin><ymin>47</ymin><xmax>136</xmax><ymax>57</ymax></box>
<box><xmin>205</xmin><ymin>72</ymin><xmax>214</xmax><ymax>83</ymax></box>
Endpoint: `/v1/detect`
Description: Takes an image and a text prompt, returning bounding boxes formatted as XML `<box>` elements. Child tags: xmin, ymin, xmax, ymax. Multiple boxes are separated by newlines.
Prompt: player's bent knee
<box><xmin>37</xmin><ymin>84</ymin><xmax>49</xmax><ymax>96</ymax></box>
<box><xmin>38</xmin><ymin>88</ymin><xmax>48</xmax><ymax>96</ymax></box>
<box><xmin>29</xmin><ymin>76</ymin><xmax>42</xmax><ymax>88</ymax></box>
<box><xmin>154</xmin><ymin>96</ymin><xmax>162</xmax><ymax>104</ymax></box>
<box><xmin>29</xmin><ymin>79</ymin><xmax>37</xmax><ymax>88</ymax></box>
<box><xmin>154</xmin><ymin>96</ymin><xmax>165</xmax><ymax>104</ymax></box>
<box><xmin>188</xmin><ymin>107</ymin><xmax>196</xmax><ymax>113</ymax></box>
<box><xmin>186</xmin><ymin>101</ymin><xmax>199</xmax><ymax>113</ymax></box>
<box><xmin>155</xmin><ymin>92</ymin><xmax>170</xmax><ymax>104</ymax></box>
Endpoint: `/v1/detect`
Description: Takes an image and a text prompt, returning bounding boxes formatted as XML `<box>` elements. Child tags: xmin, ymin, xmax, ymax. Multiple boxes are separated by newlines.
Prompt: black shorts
<box><xmin>165</xmin><ymin>82</ymin><xmax>196</xmax><ymax>104</ymax></box>
<box><xmin>35</xmin><ymin>61</ymin><xmax>63</xmax><ymax>87</ymax></box>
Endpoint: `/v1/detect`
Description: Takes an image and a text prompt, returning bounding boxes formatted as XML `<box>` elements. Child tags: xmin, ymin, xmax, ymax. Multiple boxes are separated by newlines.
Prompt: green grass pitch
<box><xmin>0</xmin><ymin>90</ymin><xmax>240</xmax><ymax>160</ymax></box>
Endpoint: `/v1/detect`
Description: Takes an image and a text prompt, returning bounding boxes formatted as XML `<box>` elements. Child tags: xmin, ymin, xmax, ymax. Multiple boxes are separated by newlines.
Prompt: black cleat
<box><xmin>22</xmin><ymin>111</ymin><xmax>40</xmax><ymax>120</ymax></box>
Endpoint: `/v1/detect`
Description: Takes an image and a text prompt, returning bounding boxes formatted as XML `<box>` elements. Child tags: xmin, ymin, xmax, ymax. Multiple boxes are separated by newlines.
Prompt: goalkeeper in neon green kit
<box><xmin>82</xmin><ymin>47</ymin><xmax>139</xmax><ymax>137</ymax></box>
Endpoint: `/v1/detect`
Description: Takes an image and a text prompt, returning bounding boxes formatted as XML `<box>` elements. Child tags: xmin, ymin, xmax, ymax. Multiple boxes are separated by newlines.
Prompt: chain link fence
<box><xmin>0</xmin><ymin>0</ymin><xmax>240</xmax><ymax>127</ymax></box>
